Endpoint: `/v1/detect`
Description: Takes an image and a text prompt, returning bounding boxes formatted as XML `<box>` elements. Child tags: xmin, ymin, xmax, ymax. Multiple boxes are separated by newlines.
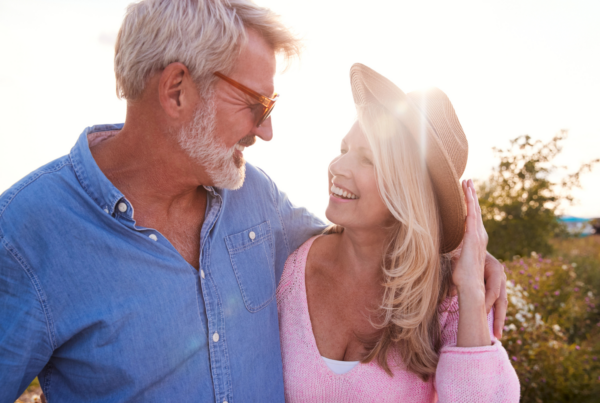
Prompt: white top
<box><xmin>322</xmin><ymin>356</ymin><xmax>360</xmax><ymax>375</ymax></box>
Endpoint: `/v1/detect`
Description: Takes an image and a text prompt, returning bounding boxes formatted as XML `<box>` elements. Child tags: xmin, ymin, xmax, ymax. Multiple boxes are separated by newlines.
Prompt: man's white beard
<box><xmin>177</xmin><ymin>94</ymin><xmax>246</xmax><ymax>190</ymax></box>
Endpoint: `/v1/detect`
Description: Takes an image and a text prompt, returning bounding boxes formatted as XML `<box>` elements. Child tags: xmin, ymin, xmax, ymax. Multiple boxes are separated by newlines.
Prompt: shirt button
<box><xmin>249</xmin><ymin>231</ymin><xmax>256</xmax><ymax>240</ymax></box>
<box><xmin>212</xmin><ymin>332</ymin><xmax>220</xmax><ymax>342</ymax></box>
<box><xmin>118</xmin><ymin>202</ymin><xmax>127</xmax><ymax>213</ymax></box>
<box><xmin>103</xmin><ymin>208</ymin><xmax>109</xmax><ymax>214</ymax></box>
<box><xmin>200</xmin><ymin>270</ymin><xmax>205</xmax><ymax>279</ymax></box>
<box><xmin>149</xmin><ymin>234</ymin><xmax>158</xmax><ymax>241</ymax></box>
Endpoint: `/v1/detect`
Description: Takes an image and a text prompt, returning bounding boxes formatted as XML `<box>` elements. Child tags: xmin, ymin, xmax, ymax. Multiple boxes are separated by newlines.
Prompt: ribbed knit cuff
<box><xmin>435</xmin><ymin>341</ymin><xmax>520</xmax><ymax>403</ymax></box>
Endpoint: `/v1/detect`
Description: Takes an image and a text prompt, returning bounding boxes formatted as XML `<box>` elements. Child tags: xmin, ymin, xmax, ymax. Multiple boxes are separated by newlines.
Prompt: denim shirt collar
<box><xmin>70</xmin><ymin>124</ymin><xmax>128</xmax><ymax>216</ymax></box>
<box><xmin>70</xmin><ymin>123</ymin><xmax>220</xmax><ymax>217</ymax></box>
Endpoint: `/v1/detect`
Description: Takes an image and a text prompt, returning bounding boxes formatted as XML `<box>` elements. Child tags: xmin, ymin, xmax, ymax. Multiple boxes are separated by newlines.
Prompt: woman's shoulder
<box><xmin>276</xmin><ymin>235</ymin><xmax>321</xmax><ymax>302</ymax></box>
<box><xmin>437</xmin><ymin>294</ymin><xmax>459</xmax><ymax>329</ymax></box>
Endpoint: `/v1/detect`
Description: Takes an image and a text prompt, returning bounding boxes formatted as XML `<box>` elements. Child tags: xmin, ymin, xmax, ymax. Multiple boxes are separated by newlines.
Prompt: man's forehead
<box><xmin>228</xmin><ymin>30</ymin><xmax>277</xmax><ymax>95</ymax></box>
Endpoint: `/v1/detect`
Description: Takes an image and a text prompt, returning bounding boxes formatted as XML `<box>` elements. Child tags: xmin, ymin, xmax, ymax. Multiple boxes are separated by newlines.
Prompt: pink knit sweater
<box><xmin>277</xmin><ymin>237</ymin><xmax>520</xmax><ymax>402</ymax></box>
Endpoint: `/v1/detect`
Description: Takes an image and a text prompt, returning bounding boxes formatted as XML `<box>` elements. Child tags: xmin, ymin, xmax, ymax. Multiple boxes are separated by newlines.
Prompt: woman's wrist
<box><xmin>455</xmin><ymin>281</ymin><xmax>486</xmax><ymax>302</ymax></box>
<box><xmin>456</xmin><ymin>283</ymin><xmax>491</xmax><ymax>347</ymax></box>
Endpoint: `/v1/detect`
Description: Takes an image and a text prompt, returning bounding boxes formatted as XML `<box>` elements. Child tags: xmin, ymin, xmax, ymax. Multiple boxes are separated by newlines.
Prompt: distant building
<box><xmin>559</xmin><ymin>216</ymin><xmax>597</xmax><ymax>236</ymax></box>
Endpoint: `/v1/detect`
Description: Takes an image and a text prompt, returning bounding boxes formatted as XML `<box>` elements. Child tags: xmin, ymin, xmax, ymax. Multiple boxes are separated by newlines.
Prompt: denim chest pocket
<box><xmin>225</xmin><ymin>221</ymin><xmax>275</xmax><ymax>312</ymax></box>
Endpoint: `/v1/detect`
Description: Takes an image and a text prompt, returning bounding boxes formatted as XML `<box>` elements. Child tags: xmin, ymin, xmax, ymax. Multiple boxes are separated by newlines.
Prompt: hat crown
<box><xmin>406</xmin><ymin>89</ymin><xmax>468</xmax><ymax>178</ymax></box>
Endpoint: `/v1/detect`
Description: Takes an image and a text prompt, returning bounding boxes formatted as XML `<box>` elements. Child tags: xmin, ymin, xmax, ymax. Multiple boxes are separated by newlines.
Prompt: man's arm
<box><xmin>0</xmin><ymin>238</ymin><xmax>53</xmax><ymax>402</ymax></box>
<box><xmin>258</xmin><ymin>168</ymin><xmax>327</xmax><ymax>282</ymax></box>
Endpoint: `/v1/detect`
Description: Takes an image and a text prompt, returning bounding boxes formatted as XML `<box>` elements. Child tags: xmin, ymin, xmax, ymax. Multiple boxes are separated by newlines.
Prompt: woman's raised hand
<box><xmin>453</xmin><ymin>179</ymin><xmax>488</xmax><ymax>294</ymax></box>
<box><xmin>453</xmin><ymin>179</ymin><xmax>492</xmax><ymax>347</ymax></box>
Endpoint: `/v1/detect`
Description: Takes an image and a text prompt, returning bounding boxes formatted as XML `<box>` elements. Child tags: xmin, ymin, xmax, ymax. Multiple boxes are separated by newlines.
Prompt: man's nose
<box><xmin>252</xmin><ymin>117</ymin><xmax>273</xmax><ymax>142</ymax></box>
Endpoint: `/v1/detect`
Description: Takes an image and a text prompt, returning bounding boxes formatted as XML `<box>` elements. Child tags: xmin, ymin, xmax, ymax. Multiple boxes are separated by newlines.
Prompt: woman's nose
<box><xmin>329</xmin><ymin>154</ymin><xmax>352</xmax><ymax>179</ymax></box>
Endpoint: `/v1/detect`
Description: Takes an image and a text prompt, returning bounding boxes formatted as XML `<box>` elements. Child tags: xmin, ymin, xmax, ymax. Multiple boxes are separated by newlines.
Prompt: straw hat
<box><xmin>350</xmin><ymin>63</ymin><xmax>468</xmax><ymax>253</ymax></box>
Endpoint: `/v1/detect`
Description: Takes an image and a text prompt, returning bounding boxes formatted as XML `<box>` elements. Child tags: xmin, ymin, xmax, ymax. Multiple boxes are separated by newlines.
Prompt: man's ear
<box><xmin>158</xmin><ymin>62</ymin><xmax>197</xmax><ymax>119</ymax></box>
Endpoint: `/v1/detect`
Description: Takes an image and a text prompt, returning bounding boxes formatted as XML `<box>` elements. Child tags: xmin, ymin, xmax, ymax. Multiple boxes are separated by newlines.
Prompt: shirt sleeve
<box><xmin>0</xmin><ymin>238</ymin><xmax>53</xmax><ymax>402</ymax></box>
<box><xmin>257</xmin><ymin>167</ymin><xmax>327</xmax><ymax>283</ymax></box>
<box><xmin>435</xmin><ymin>297</ymin><xmax>521</xmax><ymax>403</ymax></box>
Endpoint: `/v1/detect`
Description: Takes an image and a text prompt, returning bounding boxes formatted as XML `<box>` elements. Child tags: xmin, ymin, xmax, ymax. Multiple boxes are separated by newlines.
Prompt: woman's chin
<box><xmin>325</xmin><ymin>204</ymin><xmax>350</xmax><ymax>228</ymax></box>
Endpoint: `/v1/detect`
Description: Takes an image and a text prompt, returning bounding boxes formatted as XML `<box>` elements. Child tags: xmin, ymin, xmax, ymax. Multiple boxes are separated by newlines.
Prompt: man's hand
<box><xmin>450</xmin><ymin>245</ymin><xmax>508</xmax><ymax>340</ymax></box>
<box><xmin>484</xmin><ymin>252</ymin><xmax>507</xmax><ymax>339</ymax></box>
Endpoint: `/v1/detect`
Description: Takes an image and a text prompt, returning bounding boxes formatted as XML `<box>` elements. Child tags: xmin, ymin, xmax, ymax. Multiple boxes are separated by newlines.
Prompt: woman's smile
<box><xmin>330</xmin><ymin>183</ymin><xmax>359</xmax><ymax>200</ymax></box>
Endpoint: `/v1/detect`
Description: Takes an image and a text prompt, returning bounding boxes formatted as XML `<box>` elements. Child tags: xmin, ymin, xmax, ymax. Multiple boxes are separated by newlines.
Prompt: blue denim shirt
<box><xmin>0</xmin><ymin>124</ymin><xmax>325</xmax><ymax>402</ymax></box>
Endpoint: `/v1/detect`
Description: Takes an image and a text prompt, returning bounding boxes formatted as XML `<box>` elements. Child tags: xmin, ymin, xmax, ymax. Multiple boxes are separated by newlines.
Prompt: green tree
<box><xmin>477</xmin><ymin>130</ymin><xmax>598</xmax><ymax>261</ymax></box>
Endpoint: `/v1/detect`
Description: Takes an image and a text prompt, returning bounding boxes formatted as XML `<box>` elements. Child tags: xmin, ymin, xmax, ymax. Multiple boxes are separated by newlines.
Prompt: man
<box><xmin>0</xmin><ymin>0</ymin><xmax>507</xmax><ymax>402</ymax></box>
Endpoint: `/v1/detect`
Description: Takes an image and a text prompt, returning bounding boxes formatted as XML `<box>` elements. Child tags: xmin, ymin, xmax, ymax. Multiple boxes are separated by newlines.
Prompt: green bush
<box><xmin>503</xmin><ymin>245</ymin><xmax>600</xmax><ymax>402</ymax></box>
<box><xmin>478</xmin><ymin>131</ymin><xmax>598</xmax><ymax>261</ymax></box>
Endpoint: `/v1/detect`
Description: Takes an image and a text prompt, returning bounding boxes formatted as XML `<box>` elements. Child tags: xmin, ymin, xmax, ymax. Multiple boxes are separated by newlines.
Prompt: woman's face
<box><xmin>326</xmin><ymin>122</ymin><xmax>394</xmax><ymax>231</ymax></box>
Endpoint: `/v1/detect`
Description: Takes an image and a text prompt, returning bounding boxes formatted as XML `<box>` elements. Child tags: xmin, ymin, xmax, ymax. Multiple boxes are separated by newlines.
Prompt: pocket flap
<box><xmin>225</xmin><ymin>221</ymin><xmax>272</xmax><ymax>254</ymax></box>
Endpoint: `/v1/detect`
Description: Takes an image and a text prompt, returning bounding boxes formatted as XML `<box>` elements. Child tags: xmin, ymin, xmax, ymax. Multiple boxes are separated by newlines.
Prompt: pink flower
<box><xmin>533</xmin><ymin>285</ymin><xmax>539</xmax><ymax>290</ymax></box>
<box><xmin>576</xmin><ymin>345</ymin><xmax>580</xmax><ymax>350</ymax></box>
<box><xmin>574</xmin><ymin>287</ymin><xmax>579</xmax><ymax>292</ymax></box>
<box><xmin>535</xmin><ymin>276</ymin><xmax>539</xmax><ymax>281</ymax></box>
<box><xmin>546</xmin><ymin>271</ymin><xmax>553</xmax><ymax>277</ymax></box>
<box><xmin>517</xmin><ymin>340</ymin><xmax>522</xmax><ymax>345</ymax></box>
<box><xmin>554</xmin><ymin>291</ymin><xmax>560</xmax><ymax>296</ymax></box>
<box><xmin>593</xmin><ymin>357</ymin><xmax>598</xmax><ymax>361</ymax></box>
<box><xmin>519</xmin><ymin>270</ymin><xmax>525</xmax><ymax>275</ymax></box>
<box><xmin>512</xmin><ymin>356</ymin><xmax>518</xmax><ymax>361</ymax></box>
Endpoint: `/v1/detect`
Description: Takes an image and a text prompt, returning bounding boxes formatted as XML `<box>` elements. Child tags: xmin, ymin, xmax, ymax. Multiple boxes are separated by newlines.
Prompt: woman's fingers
<box><xmin>463</xmin><ymin>180</ymin><xmax>478</xmax><ymax>235</ymax></box>
<box><xmin>467</xmin><ymin>180</ymin><xmax>487</xmax><ymax>247</ymax></box>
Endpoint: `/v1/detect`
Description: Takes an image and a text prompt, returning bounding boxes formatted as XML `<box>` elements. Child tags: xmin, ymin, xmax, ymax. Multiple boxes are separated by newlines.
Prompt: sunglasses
<box><xmin>214</xmin><ymin>72</ymin><xmax>279</xmax><ymax>127</ymax></box>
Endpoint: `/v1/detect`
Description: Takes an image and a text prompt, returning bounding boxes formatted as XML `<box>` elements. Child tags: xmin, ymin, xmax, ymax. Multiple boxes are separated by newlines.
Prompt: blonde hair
<box><xmin>330</xmin><ymin>105</ymin><xmax>452</xmax><ymax>381</ymax></box>
<box><xmin>115</xmin><ymin>0</ymin><xmax>301</xmax><ymax>100</ymax></box>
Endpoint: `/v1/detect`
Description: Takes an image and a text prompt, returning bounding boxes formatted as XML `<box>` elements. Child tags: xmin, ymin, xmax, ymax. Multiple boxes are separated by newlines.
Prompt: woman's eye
<box><xmin>340</xmin><ymin>149</ymin><xmax>348</xmax><ymax>154</ymax></box>
<box><xmin>363</xmin><ymin>158</ymin><xmax>373</xmax><ymax>165</ymax></box>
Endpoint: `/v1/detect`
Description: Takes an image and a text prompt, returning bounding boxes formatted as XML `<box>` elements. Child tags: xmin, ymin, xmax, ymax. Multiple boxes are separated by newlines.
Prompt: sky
<box><xmin>0</xmin><ymin>0</ymin><xmax>599</xmax><ymax>220</ymax></box>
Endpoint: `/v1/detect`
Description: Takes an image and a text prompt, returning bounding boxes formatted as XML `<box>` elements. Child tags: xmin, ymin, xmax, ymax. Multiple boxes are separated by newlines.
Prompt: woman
<box><xmin>276</xmin><ymin>64</ymin><xmax>520</xmax><ymax>402</ymax></box>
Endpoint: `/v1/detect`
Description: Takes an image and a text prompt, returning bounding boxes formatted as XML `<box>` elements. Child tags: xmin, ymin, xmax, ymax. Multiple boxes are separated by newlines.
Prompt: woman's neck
<box><xmin>333</xmin><ymin>227</ymin><xmax>390</xmax><ymax>282</ymax></box>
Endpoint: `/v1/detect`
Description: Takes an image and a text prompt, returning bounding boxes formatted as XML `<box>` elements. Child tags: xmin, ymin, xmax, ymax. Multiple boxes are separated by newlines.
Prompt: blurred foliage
<box><xmin>503</xmin><ymin>242</ymin><xmax>600</xmax><ymax>402</ymax></box>
<box><xmin>477</xmin><ymin>131</ymin><xmax>599</xmax><ymax>261</ymax></box>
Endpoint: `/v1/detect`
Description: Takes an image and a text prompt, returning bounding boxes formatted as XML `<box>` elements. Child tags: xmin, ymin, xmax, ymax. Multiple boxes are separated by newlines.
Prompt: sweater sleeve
<box><xmin>435</xmin><ymin>297</ymin><xmax>521</xmax><ymax>403</ymax></box>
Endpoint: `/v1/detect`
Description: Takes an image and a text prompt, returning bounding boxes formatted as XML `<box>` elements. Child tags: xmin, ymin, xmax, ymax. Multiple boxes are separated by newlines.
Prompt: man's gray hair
<box><xmin>115</xmin><ymin>0</ymin><xmax>300</xmax><ymax>100</ymax></box>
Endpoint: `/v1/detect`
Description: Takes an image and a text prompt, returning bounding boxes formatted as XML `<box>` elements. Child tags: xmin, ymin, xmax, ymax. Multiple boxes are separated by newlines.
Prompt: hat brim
<box><xmin>350</xmin><ymin>63</ymin><xmax>465</xmax><ymax>253</ymax></box>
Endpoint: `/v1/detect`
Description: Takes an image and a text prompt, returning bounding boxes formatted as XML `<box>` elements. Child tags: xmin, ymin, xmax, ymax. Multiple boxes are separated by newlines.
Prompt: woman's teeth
<box><xmin>330</xmin><ymin>185</ymin><xmax>358</xmax><ymax>199</ymax></box>
<box><xmin>235</xmin><ymin>144</ymin><xmax>245</xmax><ymax>152</ymax></box>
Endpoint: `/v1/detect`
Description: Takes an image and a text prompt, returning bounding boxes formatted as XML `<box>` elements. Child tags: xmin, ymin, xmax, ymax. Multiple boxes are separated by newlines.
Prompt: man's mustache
<box><xmin>238</xmin><ymin>135</ymin><xmax>256</xmax><ymax>147</ymax></box>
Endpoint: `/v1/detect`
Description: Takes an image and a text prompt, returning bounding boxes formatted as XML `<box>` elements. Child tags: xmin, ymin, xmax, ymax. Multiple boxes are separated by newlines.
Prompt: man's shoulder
<box><xmin>243</xmin><ymin>162</ymin><xmax>274</xmax><ymax>190</ymax></box>
<box><xmin>221</xmin><ymin>162</ymin><xmax>276</xmax><ymax>200</ymax></box>
<box><xmin>0</xmin><ymin>155</ymin><xmax>75</xmax><ymax>231</ymax></box>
